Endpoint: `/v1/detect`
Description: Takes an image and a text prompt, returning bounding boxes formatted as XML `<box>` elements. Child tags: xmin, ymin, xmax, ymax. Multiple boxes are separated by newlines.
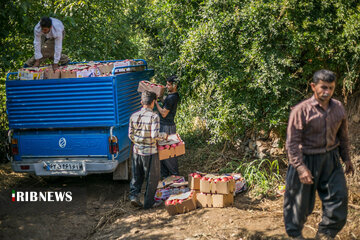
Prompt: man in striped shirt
<box><xmin>284</xmin><ymin>69</ymin><xmax>355</xmax><ymax>240</ymax></box>
<box><xmin>128</xmin><ymin>91</ymin><xmax>167</xmax><ymax>209</ymax></box>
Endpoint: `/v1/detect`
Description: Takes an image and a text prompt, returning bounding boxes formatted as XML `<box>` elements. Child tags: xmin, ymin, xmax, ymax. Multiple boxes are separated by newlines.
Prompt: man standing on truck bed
<box><xmin>284</xmin><ymin>69</ymin><xmax>355</xmax><ymax>240</ymax></box>
<box><xmin>24</xmin><ymin>16</ymin><xmax>69</xmax><ymax>70</ymax></box>
<box><xmin>128</xmin><ymin>91</ymin><xmax>168</xmax><ymax>209</ymax></box>
<box><xmin>155</xmin><ymin>75</ymin><xmax>180</xmax><ymax>178</ymax></box>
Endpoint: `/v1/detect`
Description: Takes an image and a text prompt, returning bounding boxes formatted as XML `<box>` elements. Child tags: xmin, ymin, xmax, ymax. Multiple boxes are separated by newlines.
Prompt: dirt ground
<box><xmin>0</xmin><ymin>153</ymin><xmax>359</xmax><ymax>240</ymax></box>
<box><xmin>0</xmin><ymin>102</ymin><xmax>359</xmax><ymax>240</ymax></box>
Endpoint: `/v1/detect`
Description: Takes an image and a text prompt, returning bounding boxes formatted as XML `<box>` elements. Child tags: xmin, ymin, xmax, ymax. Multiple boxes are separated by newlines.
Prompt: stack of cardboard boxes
<box><xmin>17</xmin><ymin>60</ymin><xmax>145</xmax><ymax>80</ymax></box>
<box><xmin>163</xmin><ymin>172</ymin><xmax>246</xmax><ymax>215</ymax></box>
<box><xmin>190</xmin><ymin>173</ymin><xmax>235</xmax><ymax>208</ymax></box>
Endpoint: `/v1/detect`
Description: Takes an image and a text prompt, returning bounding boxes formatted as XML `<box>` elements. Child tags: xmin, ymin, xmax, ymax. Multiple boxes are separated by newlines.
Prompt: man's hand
<box><xmin>52</xmin><ymin>63</ymin><xmax>59</xmax><ymax>71</ymax></box>
<box><xmin>344</xmin><ymin>160</ymin><xmax>355</xmax><ymax>176</ymax></box>
<box><xmin>33</xmin><ymin>60</ymin><xmax>40</xmax><ymax>67</ymax></box>
<box><xmin>298</xmin><ymin>167</ymin><xmax>314</xmax><ymax>184</ymax></box>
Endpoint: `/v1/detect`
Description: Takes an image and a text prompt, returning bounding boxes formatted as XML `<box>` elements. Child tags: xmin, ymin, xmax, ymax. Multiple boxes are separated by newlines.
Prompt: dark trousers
<box><xmin>129</xmin><ymin>153</ymin><xmax>160</xmax><ymax>209</ymax></box>
<box><xmin>284</xmin><ymin>148</ymin><xmax>348</xmax><ymax>237</ymax></box>
<box><xmin>160</xmin><ymin>124</ymin><xmax>179</xmax><ymax>178</ymax></box>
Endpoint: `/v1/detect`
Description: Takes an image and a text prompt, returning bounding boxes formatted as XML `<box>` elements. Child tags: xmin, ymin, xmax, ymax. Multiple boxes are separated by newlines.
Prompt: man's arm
<box><xmin>155</xmin><ymin>101</ymin><xmax>170</xmax><ymax>118</ymax></box>
<box><xmin>151</xmin><ymin>115</ymin><xmax>167</xmax><ymax>140</ymax></box>
<box><xmin>128</xmin><ymin>116</ymin><xmax>135</xmax><ymax>143</ymax></box>
<box><xmin>286</xmin><ymin>108</ymin><xmax>313</xmax><ymax>184</ymax></box>
<box><xmin>337</xmin><ymin>114</ymin><xmax>354</xmax><ymax>175</ymax></box>
<box><xmin>34</xmin><ymin>27</ymin><xmax>42</xmax><ymax>66</ymax></box>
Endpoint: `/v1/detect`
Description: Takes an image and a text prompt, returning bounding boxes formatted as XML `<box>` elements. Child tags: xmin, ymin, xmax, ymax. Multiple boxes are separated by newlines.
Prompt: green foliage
<box><xmin>0</xmin><ymin>0</ymin><xmax>140</xmax><ymax>76</ymax></box>
<box><xmin>1</xmin><ymin>0</ymin><xmax>360</xmax><ymax>163</ymax></box>
<box><xmin>133</xmin><ymin>0</ymin><xmax>360</xmax><ymax>144</ymax></box>
<box><xmin>0</xmin><ymin>0</ymin><xmax>142</xmax><ymax>160</ymax></box>
<box><xmin>221</xmin><ymin>158</ymin><xmax>282</xmax><ymax>196</ymax></box>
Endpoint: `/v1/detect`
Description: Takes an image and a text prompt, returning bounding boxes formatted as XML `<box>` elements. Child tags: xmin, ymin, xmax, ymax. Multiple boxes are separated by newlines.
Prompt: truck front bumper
<box><xmin>11</xmin><ymin>160</ymin><xmax>119</xmax><ymax>176</ymax></box>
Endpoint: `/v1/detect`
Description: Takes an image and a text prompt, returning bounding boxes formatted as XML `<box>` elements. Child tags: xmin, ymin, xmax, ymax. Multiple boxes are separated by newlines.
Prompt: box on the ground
<box><xmin>154</xmin><ymin>181</ymin><xmax>189</xmax><ymax>201</ymax></box>
<box><xmin>199</xmin><ymin>174</ymin><xmax>217</xmax><ymax>193</ymax></box>
<box><xmin>196</xmin><ymin>192</ymin><xmax>234</xmax><ymax>208</ymax></box>
<box><xmin>138</xmin><ymin>80</ymin><xmax>165</xmax><ymax>98</ymax></box>
<box><xmin>157</xmin><ymin>175</ymin><xmax>185</xmax><ymax>188</ymax></box>
<box><xmin>196</xmin><ymin>192</ymin><xmax>212</xmax><ymax>208</ymax></box>
<box><xmin>188</xmin><ymin>172</ymin><xmax>204</xmax><ymax>190</ymax></box>
<box><xmin>199</xmin><ymin>174</ymin><xmax>235</xmax><ymax>194</ymax></box>
<box><xmin>44</xmin><ymin>68</ymin><xmax>61</xmax><ymax>79</ymax></box>
<box><xmin>211</xmin><ymin>177</ymin><xmax>235</xmax><ymax>194</ymax></box>
<box><xmin>212</xmin><ymin>193</ymin><xmax>234</xmax><ymax>207</ymax></box>
<box><xmin>165</xmin><ymin>190</ymin><xmax>197</xmax><ymax>216</ymax></box>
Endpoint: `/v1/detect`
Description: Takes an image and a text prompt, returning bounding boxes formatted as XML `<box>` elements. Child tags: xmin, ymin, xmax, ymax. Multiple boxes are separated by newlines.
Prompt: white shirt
<box><xmin>34</xmin><ymin>17</ymin><xmax>64</xmax><ymax>64</ymax></box>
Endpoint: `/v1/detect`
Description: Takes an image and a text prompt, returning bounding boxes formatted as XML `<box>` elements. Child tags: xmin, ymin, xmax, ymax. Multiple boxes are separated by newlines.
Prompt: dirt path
<box><xmin>1</xmin><ymin>161</ymin><xmax>359</xmax><ymax>240</ymax></box>
<box><xmin>87</xmin><ymin>188</ymin><xmax>360</xmax><ymax>240</ymax></box>
<box><xmin>0</xmin><ymin>167</ymin><xmax>129</xmax><ymax>240</ymax></box>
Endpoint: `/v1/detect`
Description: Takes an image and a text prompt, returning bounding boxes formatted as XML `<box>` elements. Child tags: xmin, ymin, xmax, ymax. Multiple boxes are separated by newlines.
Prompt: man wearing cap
<box><xmin>284</xmin><ymin>69</ymin><xmax>355</xmax><ymax>240</ymax></box>
<box><xmin>24</xmin><ymin>16</ymin><xmax>69</xmax><ymax>70</ymax></box>
<box><xmin>155</xmin><ymin>75</ymin><xmax>180</xmax><ymax>178</ymax></box>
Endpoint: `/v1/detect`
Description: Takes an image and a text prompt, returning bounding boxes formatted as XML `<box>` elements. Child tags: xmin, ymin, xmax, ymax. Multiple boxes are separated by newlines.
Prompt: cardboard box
<box><xmin>158</xmin><ymin>142</ymin><xmax>185</xmax><ymax>160</ymax></box>
<box><xmin>199</xmin><ymin>174</ymin><xmax>235</xmax><ymax>194</ymax></box>
<box><xmin>60</xmin><ymin>69</ymin><xmax>77</xmax><ymax>79</ymax></box>
<box><xmin>176</xmin><ymin>193</ymin><xmax>196</xmax><ymax>214</ymax></box>
<box><xmin>165</xmin><ymin>201</ymin><xmax>178</xmax><ymax>216</ymax></box>
<box><xmin>76</xmin><ymin>68</ymin><xmax>97</xmax><ymax>78</ymax></box>
<box><xmin>18</xmin><ymin>68</ymin><xmax>45</xmax><ymax>80</ymax></box>
<box><xmin>155</xmin><ymin>187</ymin><xmax>171</xmax><ymax>201</ymax></box>
<box><xmin>196</xmin><ymin>192</ymin><xmax>234</xmax><ymax>208</ymax></box>
<box><xmin>98</xmin><ymin>63</ymin><xmax>114</xmax><ymax>75</ymax></box>
<box><xmin>113</xmin><ymin>60</ymin><xmax>135</xmax><ymax>73</ymax></box>
<box><xmin>211</xmin><ymin>178</ymin><xmax>235</xmax><ymax>194</ymax></box>
<box><xmin>188</xmin><ymin>173</ymin><xmax>203</xmax><ymax>190</ymax></box>
<box><xmin>155</xmin><ymin>184</ymin><xmax>189</xmax><ymax>201</ymax></box>
<box><xmin>165</xmin><ymin>191</ymin><xmax>197</xmax><ymax>216</ymax></box>
<box><xmin>212</xmin><ymin>193</ymin><xmax>234</xmax><ymax>208</ymax></box>
<box><xmin>200</xmin><ymin>178</ymin><xmax>212</xmax><ymax>193</ymax></box>
<box><xmin>196</xmin><ymin>192</ymin><xmax>212</xmax><ymax>208</ymax></box>
<box><xmin>44</xmin><ymin>68</ymin><xmax>61</xmax><ymax>79</ymax></box>
<box><xmin>199</xmin><ymin>174</ymin><xmax>217</xmax><ymax>193</ymax></box>
<box><xmin>138</xmin><ymin>80</ymin><xmax>165</xmax><ymax>98</ymax></box>
<box><xmin>157</xmin><ymin>175</ymin><xmax>185</xmax><ymax>188</ymax></box>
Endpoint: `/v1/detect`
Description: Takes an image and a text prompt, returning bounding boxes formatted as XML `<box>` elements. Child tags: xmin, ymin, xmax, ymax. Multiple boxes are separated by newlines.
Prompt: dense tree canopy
<box><xmin>1</xmin><ymin>0</ymin><xmax>360</xmax><ymax>158</ymax></box>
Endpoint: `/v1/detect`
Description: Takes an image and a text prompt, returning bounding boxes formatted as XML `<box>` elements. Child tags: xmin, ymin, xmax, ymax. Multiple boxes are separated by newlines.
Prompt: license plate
<box><xmin>45</xmin><ymin>162</ymin><xmax>83</xmax><ymax>171</ymax></box>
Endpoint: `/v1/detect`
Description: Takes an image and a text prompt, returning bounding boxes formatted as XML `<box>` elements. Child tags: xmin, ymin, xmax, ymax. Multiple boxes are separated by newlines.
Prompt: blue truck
<box><xmin>6</xmin><ymin>59</ymin><xmax>153</xmax><ymax>180</ymax></box>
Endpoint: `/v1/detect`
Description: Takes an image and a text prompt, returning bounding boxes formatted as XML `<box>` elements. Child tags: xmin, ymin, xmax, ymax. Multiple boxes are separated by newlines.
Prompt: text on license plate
<box><xmin>45</xmin><ymin>162</ymin><xmax>83</xmax><ymax>171</ymax></box>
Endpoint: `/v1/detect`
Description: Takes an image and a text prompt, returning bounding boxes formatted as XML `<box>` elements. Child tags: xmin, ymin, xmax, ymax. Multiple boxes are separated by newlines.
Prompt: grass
<box><xmin>220</xmin><ymin>158</ymin><xmax>283</xmax><ymax>197</ymax></box>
